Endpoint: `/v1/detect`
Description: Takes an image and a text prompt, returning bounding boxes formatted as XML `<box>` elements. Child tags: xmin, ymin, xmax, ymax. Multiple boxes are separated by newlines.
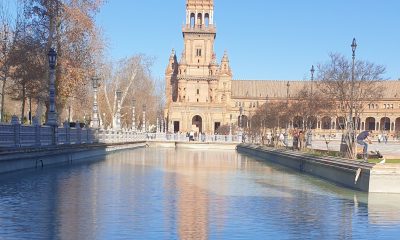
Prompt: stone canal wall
<box><xmin>238</xmin><ymin>144</ymin><xmax>400</xmax><ymax>193</ymax></box>
<box><xmin>0</xmin><ymin>142</ymin><xmax>146</xmax><ymax>174</ymax></box>
<box><xmin>237</xmin><ymin>144</ymin><xmax>374</xmax><ymax>192</ymax></box>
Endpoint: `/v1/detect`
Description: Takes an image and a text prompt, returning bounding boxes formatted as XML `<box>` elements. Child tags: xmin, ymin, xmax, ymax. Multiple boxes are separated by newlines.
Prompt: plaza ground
<box><xmin>311</xmin><ymin>140</ymin><xmax>400</xmax><ymax>160</ymax></box>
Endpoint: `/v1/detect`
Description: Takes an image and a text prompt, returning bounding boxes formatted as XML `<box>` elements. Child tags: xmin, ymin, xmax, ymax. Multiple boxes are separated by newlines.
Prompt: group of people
<box><xmin>262</xmin><ymin>132</ymin><xmax>285</xmax><ymax>147</ymax></box>
<box><xmin>292</xmin><ymin>129</ymin><xmax>306</xmax><ymax>150</ymax></box>
<box><xmin>377</xmin><ymin>132</ymin><xmax>389</xmax><ymax>144</ymax></box>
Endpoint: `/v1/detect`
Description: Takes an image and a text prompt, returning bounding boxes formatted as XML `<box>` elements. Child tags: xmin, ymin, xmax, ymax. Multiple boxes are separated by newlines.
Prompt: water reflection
<box><xmin>0</xmin><ymin>148</ymin><xmax>400</xmax><ymax>239</ymax></box>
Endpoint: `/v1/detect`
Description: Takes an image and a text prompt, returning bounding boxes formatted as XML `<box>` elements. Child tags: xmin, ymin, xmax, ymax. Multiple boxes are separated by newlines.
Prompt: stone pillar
<box><xmin>132</xmin><ymin>105</ymin><xmax>136</xmax><ymax>131</ymax></box>
<box><xmin>11</xmin><ymin>115</ymin><xmax>20</xmax><ymax>147</ymax></box>
<box><xmin>33</xmin><ymin>117</ymin><xmax>41</xmax><ymax>147</ymax></box>
<box><xmin>76</xmin><ymin>121</ymin><xmax>82</xmax><ymax>144</ymax></box>
<box><xmin>63</xmin><ymin>121</ymin><xmax>70</xmax><ymax>144</ymax></box>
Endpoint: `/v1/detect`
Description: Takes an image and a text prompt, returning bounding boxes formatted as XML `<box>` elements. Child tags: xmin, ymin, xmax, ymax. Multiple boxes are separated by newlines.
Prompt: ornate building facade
<box><xmin>165</xmin><ymin>0</ymin><xmax>400</xmax><ymax>135</ymax></box>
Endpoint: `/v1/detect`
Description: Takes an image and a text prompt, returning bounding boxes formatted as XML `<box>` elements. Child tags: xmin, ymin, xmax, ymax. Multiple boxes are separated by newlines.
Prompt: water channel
<box><xmin>1</xmin><ymin>147</ymin><xmax>400</xmax><ymax>239</ymax></box>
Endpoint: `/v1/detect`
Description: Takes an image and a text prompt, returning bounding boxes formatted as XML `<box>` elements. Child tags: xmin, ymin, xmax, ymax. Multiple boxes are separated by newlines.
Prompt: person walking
<box><xmin>357</xmin><ymin>130</ymin><xmax>372</xmax><ymax>161</ymax></box>
<box><xmin>299</xmin><ymin>131</ymin><xmax>305</xmax><ymax>150</ymax></box>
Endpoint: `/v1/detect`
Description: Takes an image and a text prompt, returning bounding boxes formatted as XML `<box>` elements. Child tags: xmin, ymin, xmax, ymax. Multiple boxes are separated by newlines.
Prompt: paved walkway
<box><xmin>310</xmin><ymin>140</ymin><xmax>400</xmax><ymax>159</ymax></box>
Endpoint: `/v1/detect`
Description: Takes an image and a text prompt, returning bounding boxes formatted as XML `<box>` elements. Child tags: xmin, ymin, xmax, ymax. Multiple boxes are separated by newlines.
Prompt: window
<box><xmin>196</xmin><ymin>49</ymin><xmax>202</xmax><ymax>57</ymax></box>
<box><xmin>197</xmin><ymin>89</ymin><xmax>199</xmax><ymax>95</ymax></box>
<box><xmin>205</xmin><ymin>13</ymin><xmax>210</xmax><ymax>27</ymax></box>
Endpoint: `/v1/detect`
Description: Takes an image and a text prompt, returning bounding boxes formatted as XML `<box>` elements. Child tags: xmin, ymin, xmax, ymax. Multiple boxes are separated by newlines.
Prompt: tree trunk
<box><xmin>0</xmin><ymin>79</ymin><xmax>6</xmax><ymax>122</ymax></box>
<box><xmin>21</xmin><ymin>86</ymin><xmax>26</xmax><ymax>124</ymax></box>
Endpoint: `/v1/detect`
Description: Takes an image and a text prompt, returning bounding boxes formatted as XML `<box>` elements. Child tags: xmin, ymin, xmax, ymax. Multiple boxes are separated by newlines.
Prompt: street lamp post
<box><xmin>239</xmin><ymin>106</ymin><xmax>243</xmax><ymax>131</ymax></box>
<box><xmin>349</xmin><ymin>38</ymin><xmax>357</xmax><ymax>130</ymax></box>
<box><xmin>115</xmin><ymin>90</ymin><xmax>122</xmax><ymax>130</ymax></box>
<box><xmin>350</xmin><ymin>38</ymin><xmax>357</xmax><ymax>157</ymax></box>
<box><xmin>284</xmin><ymin>81</ymin><xmax>290</xmax><ymax>146</ymax></box>
<box><xmin>46</xmin><ymin>48</ymin><xmax>58</xmax><ymax>145</ymax></box>
<box><xmin>46</xmin><ymin>48</ymin><xmax>58</xmax><ymax>127</ymax></box>
<box><xmin>239</xmin><ymin>106</ymin><xmax>243</xmax><ymax>142</ymax></box>
<box><xmin>229</xmin><ymin>114</ymin><xmax>232</xmax><ymax>141</ymax></box>
<box><xmin>142</xmin><ymin>104</ymin><xmax>146</xmax><ymax>132</ymax></box>
<box><xmin>340</xmin><ymin>38</ymin><xmax>357</xmax><ymax>158</ymax></box>
<box><xmin>91</xmin><ymin>77</ymin><xmax>100</xmax><ymax>129</ymax></box>
<box><xmin>307</xmin><ymin>66</ymin><xmax>315</xmax><ymax>147</ymax></box>
<box><xmin>157</xmin><ymin>117</ymin><xmax>160</xmax><ymax>133</ymax></box>
<box><xmin>132</xmin><ymin>98</ymin><xmax>136</xmax><ymax>131</ymax></box>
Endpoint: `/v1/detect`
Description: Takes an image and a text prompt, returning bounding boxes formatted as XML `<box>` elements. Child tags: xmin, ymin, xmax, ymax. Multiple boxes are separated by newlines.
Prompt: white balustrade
<box><xmin>0</xmin><ymin>116</ymin><xmax>242</xmax><ymax>148</ymax></box>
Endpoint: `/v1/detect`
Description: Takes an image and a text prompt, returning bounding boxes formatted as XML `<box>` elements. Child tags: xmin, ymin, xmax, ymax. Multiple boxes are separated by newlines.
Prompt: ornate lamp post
<box><xmin>350</xmin><ymin>38</ymin><xmax>357</xmax><ymax>157</ymax></box>
<box><xmin>351</xmin><ymin>38</ymin><xmax>357</xmax><ymax>135</ymax></box>
<box><xmin>238</xmin><ymin>106</ymin><xmax>243</xmax><ymax>142</ymax></box>
<box><xmin>284</xmin><ymin>81</ymin><xmax>290</xmax><ymax>146</ymax></box>
<box><xmin>91</xmin><ymin>76</ymin><xmax>100</xmax><ymax>129</ymax></box>
<box><xmin>229</xmin><ymin>114</ymin><xmax>232</xmax><ymax>136</ymax></box>
<box><xmin>156</xmin><ymin>117</ymin><xmax>160</xmax><ymax>133</ymax></box>
<box><xmin>239</xmin><ymin>106</ymin><xmax>243</xmax><ymax>131</ymax></box>
<box><xmin>46</xmin><ymin>48</ymin><xmax>58</xmax><ymax>127</ymax></box>
<box><xmin>307</xmin><ymin>66</ymin><xmax>315</xmax><ymax>147</ymax></box>
<box><xmin>45</xmin><ymin>48</ymin><xmax>58</xmax><ymax>145</ymax></box>
<box><xmin>340</xmin><ymin>38</ymin><xmax>357</xmax><ymax>157</ymax></box>
<box><xmin>115</xmin><ymin>90</ymin><xmax>122</xmax><ymax>130</ymax></box>
<box><xmin>132</xmin><ymin>98</ymin><xmax>136</xmax><ymax>131</ymax></box>
<box><xmin>142</xmin><ymin>104</ymin><xmax>146</xmax><ymax>132</ymax></box>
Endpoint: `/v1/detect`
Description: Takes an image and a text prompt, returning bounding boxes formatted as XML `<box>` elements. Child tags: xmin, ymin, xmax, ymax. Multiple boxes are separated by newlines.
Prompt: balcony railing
<box><xmin>182</xmin><ymin>24</ymin><xmax>216</xmax><ymax>33</ymax></box>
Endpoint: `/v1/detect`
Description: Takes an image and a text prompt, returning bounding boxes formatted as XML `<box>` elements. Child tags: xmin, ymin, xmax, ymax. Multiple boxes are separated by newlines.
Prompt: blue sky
<box><xmin>99</xmin><ymin>1</ymin><xmax>397</xmax><ymax>80</ymax></box>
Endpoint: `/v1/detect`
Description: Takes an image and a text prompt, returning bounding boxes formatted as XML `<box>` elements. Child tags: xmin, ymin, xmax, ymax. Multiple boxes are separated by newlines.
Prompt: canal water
<box><xmin>1</xmin><ymin>148</ymin><xmax>400</xmax><ymax>240</ymax></box>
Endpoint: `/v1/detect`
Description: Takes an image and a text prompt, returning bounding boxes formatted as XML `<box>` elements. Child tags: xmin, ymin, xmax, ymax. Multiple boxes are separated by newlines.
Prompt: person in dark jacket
<box><xmin>357</xmin><ymin>130</ymin><xmax>372</xmax><ymax>161</ymax></box>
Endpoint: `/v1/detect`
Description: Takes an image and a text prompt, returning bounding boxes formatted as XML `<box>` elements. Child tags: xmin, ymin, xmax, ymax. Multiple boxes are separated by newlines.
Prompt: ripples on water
<box><xmin>0</xmin><ymin>148</ymin><xmax>400</xmax><ymax>239</ymax></box>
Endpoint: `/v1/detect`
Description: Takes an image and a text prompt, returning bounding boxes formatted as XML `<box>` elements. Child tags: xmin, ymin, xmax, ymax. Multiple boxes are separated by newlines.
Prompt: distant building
<box><xmin>165</xmin><ymin>0</ymin><xmax>400</xmax><ymax>135</ymax></box>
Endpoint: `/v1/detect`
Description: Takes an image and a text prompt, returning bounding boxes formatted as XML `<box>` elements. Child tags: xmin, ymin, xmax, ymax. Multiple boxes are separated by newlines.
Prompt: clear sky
<box><xmin>96</xmin><ymin>0</ymin><xmax>400</xmax><ymax>81</ymax></box>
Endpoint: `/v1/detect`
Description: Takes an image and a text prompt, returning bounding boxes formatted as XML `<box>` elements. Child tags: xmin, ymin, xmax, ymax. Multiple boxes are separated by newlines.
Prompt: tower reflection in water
<box><xmin>28</xmin><ymin>147</ymin><xmax>400</xmax><ymax>239</ymax></box>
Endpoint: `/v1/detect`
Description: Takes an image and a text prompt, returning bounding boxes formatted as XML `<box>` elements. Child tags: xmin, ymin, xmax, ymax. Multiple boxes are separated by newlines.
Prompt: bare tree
<box><xmin>97</xmin><ymin>55</ymin><xmax>160</xmax><ymax>130</ymax></box>
<box><xmin>0</xmin><ymin>3</ymin><xmax>16</xmax><ymax>122</ymax></box>
<box><xmin>317</xmin><ymin>53</ymin><xmax>386</xmax><ymax>158</ymax></box>
<box><xmin>290</xmin><ymin>85</ymin><xmax>334</xmax><ymax>130</ymax></box>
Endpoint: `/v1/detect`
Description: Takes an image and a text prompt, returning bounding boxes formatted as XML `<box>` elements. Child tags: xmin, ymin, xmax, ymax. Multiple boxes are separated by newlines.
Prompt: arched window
<box><xmin>197</xmin><ymin>13</ymin><xmax>202</xmax><ymax>26</ymax></box>
<box><xmin>190</xmin><ymin>13</ymin><xmax>195</xmax><ymax>28</ymax></box>
<box><xmin>205</xmin><ymin>13</ymin><xmax>210</xmax><ymax>27</ymax></box>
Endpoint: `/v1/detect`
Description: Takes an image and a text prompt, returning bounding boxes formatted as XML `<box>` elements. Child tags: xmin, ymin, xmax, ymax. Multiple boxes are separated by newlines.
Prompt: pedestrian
<box><xmin>357</xmin><ymin>130</ymin><xmax>372</xmax><ymax>161</ymax></box>
<box><xmin>293</xmin><ymin>129</ymin><xmax>299</xmax><ymax>150</ymax></box>
<box><xmin>279</xmin><ymin>132</ymin><xmax>285</xmax><ymax>147</ymax></box>
<box><xmin>266</xmin><ymin>133</ymin><xmax>272</xmax><ymax>145</ymax></box>
<box><xmin>299</xmin><ymin>131</ymin><xmax>306</xmax><ymax>150</ymax></box>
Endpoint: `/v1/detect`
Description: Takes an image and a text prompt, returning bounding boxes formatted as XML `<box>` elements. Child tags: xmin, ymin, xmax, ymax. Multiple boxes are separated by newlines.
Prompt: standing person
<box><xmin>293</xmin><ymin>129</ymin><xmax>299</xmax><ymax>150</ymax></box>
<box><xmin>266</xmin><ymin>133</ymin><xmax>272</xmax><ymax>145</ymax></box>
<box><xmin>298</xmin><ymin>131</ymin><xmax>305</xmax><ymax>150</ymax></box>
<box><xmin>279</xmin><ymin>132</ymin><xmax>285</xmax><ymax>147</ymax></box>
<box><xmin>357</xmin><ymin>130</ymin><xmax>372</xmax><ymax>161</ymax></box>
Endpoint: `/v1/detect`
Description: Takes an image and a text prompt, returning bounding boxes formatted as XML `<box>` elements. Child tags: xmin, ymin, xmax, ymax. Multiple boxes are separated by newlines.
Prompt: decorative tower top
<box><xmin>185</xmin><ymin>0</ymin><xmax>214</xmax><ymax>28</ymax></box>
<box><xmin>220</xmin><ymin>50</ymin><xmax>232</xmax><ymax>76</ymax></box>
<box><xmin>186</xmin><ymin>0</ymin><xmax>214</xmax><ymax>9</ymax></box>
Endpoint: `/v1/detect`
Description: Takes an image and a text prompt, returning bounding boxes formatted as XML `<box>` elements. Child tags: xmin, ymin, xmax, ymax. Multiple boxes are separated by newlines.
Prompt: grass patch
<box><xmin>368</xmin><ymin>159</ymin><xmax>400</xmax><ymax>164</ymax></box>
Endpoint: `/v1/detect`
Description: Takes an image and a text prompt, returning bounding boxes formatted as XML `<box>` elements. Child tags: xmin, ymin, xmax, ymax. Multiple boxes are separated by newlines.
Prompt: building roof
<box><xmin>231</xmin><ymin>80</ymin><xmax>400</xmax><ymax>99</ymax></box>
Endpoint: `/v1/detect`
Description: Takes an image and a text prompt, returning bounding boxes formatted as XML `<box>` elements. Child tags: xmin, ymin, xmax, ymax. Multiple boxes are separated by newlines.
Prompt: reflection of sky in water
<box><xmin>0</xmin><ymin>147</ymin><xmax>399</xmax><ymax>239</ymax></box>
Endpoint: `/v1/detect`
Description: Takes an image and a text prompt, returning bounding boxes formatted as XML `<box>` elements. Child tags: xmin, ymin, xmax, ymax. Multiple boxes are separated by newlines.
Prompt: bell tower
<box><xmin>165</xmin><ymin>0</ymin><xmax>234</xmax><ymax>134</ymax></box>
<box><xmin>182</xmin><ymin>0</ymin><xmax>216</xmax><ymax>73</ymax></box>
